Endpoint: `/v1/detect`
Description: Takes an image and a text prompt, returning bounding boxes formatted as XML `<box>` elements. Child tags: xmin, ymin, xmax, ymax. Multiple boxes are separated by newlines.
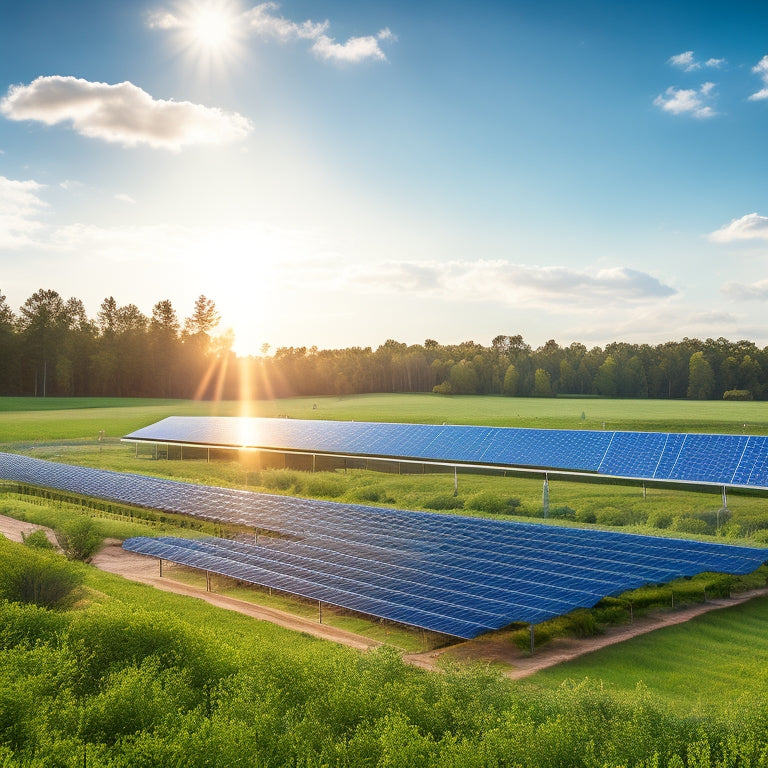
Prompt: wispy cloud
<box><xmin>654</xmin><ymin>82</ymin><xmax>717</xmax><ymax>118</ymax></box>
<box><xmin>749</xmin><ymin>55</ymin><xmax>768</xmax><ymax>101</ymax></box>
<box><xmin>709</xmin><ymin>213</ymin><xmax>768</xmax><ymax>242</ymax></box>
<box><xmin>668</xmin><ymin>51</ymin><xmax>725</xmax><ymax>72</ymax></box>
<box><xmin>1</xmin><ymin>76</ymin><xmax>253</xmax><ymax>150</ymax></box>
<box><xmin>0</xmin><ymin>175</ymin><xmax>48</xmax><ymax>250</ymax></box>
<box><xmin>114</xmin><ymin>193</ymin><xmax>136</xmax><ymax>204</ymax></box>
<box><xmin>148</xmin><ymin>2</ymin><xmax>394</xmax><ymax>64</ymax></box>
<box><xmin>721</xmin><ymin>280</ymin><xmax>768</xmax><ymax>301</ymax></box>
<box><xmin>336</xmin><ymin>260</ymin><xmax>676</xmax><ymax>307</ymax></box>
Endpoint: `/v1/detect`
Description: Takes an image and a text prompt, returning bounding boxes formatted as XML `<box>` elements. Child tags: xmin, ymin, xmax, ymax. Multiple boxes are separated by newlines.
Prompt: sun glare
<box><xmin>189</xmin><ymin>3</ymin><xmax>236</xmax><ymax>51</ymax></box>
<box><xmin>172</xmin><ymin>0</ymin><xmax>245</xmax><ymax>75</ymax></box>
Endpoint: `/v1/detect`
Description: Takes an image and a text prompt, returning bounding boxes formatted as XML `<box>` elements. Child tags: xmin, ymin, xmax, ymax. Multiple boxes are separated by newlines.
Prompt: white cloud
<box><xmin>336</xmin><ymin>260</ymin><xmax>676</xmax><ymax>307</ymax></box>
<box><xmin>0</xmin><ymin>76</ymin><xmax>253</xmax><ymax>150</ymax></box>
<box><xmin>150</xmin><ymin>2</ymin><xmax>393</xmax><ymax>63</ymax></box>
<box><xmin>653</xmin><ymin>83</ymin><xmax>717</xmax><ymax>118</ymax></box>
<box><xmin>749</xmin><ymin>55</ymin><xmax>768</xmax><ymax>101</ymax></box>
<box><xmin>312</xmin><ymin>32</ymin><xmax>388</xmax><ymax>63</ymax></box>
<box><xmin>721</xmin><ymin>280</ymin><xmax>768</xmax><ymax>301</ymax></box>
<box><xmin>59</xmin><ymin>179</ymin><xmax>82</xmax><ymax>191</ymax></box>
<box><xmin>146</xmin><ymin>10</ymin><xmax>179</xmax><ymax>29</ymax></box>
<box><xmin>668</xmin><ymin>51</ymin><xmax>725</xmax><ymax>72</ymax></box>
<box><xmin>709</xmin><ymin>213</ymin><xmax>768</xmax><ymax>243</ymax></box>
<box><xmin>669</xmin><ymin>51</ymin><xmax>699</xmax><ymax>71</ymax></box>
<box><xmin>0</xmin><ymin>175</ymin><xmax>48</xmax><ymax>250</ymax></box>
<box><xmin>114</xmin><ymin>193</ymin><xmax>136</xmax><ymax>204</ymax></box>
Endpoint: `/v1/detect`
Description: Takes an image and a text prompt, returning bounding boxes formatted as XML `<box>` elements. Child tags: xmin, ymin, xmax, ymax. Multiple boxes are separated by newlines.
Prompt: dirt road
<box><xmin>3</xmin><ymin>514</ymin><xmax>766</xmax><ymax>676</ymax></box>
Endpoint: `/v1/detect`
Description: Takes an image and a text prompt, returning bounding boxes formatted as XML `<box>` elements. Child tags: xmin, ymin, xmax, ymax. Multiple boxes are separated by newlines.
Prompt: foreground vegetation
<box><xmin>3</xmin><ymin>537</ymin><xmax>768</xmax><ymax>767</ymax></box>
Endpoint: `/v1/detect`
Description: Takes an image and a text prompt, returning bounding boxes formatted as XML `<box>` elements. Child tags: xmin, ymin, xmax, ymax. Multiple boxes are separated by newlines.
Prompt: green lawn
<box><xmin>1</xmin><ymin>393</ymin><xmax>767</xmax><ymax>444</ymax></box>
<box><xmin>525</xmin><ymin>594</ymin><xmax>768</xmax><ymax>713</ymax></box>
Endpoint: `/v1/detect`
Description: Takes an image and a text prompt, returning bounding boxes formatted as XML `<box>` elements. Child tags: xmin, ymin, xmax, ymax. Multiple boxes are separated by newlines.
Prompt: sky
<box><xmin>2</xmin><ymin>0</ymin><xmax>768</xmax><ymax>356</ymax></box>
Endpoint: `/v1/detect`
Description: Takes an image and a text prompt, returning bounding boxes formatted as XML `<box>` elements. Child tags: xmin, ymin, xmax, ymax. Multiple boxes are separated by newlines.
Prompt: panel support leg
<box><xmin>453</xmin><ymin>466</ymin><xmax>458</xmax><ymax>497</ymax></box>
<box><xmin>542</xmin><ymin>474</ymin><xmax>549</xmax><ymax>518</ymax></box>
<box><xmin>529</xmin><ymin>625</ymin><xmax>535</xmax><ymax>654</ymax></box>
<box><xmin>318</xmin><ymin>601</ymin><xmax>323</xmax><ymax>623</ymax></box>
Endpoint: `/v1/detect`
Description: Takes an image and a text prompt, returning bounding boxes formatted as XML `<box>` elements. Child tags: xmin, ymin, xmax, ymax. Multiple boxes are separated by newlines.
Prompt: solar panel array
<box><xmin>123</xmin><ymin>417</ymin><xmax>768</xmax><ymax>489</ymax></box>
<box><xmin>2</xmin><ymin>451</ymin><xmax>765</xmax><ymax>638</ymax></box>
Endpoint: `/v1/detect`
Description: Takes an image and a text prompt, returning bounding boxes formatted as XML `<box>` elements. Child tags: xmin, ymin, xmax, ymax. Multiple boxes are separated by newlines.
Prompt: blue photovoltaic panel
<box><xmin>1</xmin><ymin>452</ymin><xmax>765</xmax><ymax>639</ymax></box>
<box><xmin>598</xmin><ymin>431</ymin><xmax>668</xmax><ymax>479</ymax></box>
<box><xmin>732</xmin><ymin>438</ymin><xmax>768</xmax><ymax>487</ymax></box>
<box><xmin>123</xmin><ymin>417</ymin><xmax>768</xmax><ymax>489</ymax></box>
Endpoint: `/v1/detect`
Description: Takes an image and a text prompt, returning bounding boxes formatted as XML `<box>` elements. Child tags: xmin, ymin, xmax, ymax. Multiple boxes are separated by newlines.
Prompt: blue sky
<box><xmin>2</xmin><ymin>0</ymin><xmax>768</xmax><ymax>355</ymax></box>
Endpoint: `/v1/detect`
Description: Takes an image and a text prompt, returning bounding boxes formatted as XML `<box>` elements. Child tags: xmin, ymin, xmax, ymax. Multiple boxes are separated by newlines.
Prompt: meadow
<box><xmin>2</xmin><ymin>392</ymin><xmax>768</xmax><ymax>443</ymax></box>
<box><xmin>3</xmin><ymin>394</ymin><xmax>768</xmax><ymax>766</ymax></box>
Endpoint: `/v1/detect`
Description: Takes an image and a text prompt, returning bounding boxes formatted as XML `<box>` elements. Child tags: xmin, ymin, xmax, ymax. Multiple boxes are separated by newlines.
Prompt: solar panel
<box><xmin>122</xmin><ymin>417</ymin><xmax>768</xmax><ymax>489</ymax></box>
<box><xmin>1</xmin><ymin>452</ymin><xmax>765</xmax><ymax>639</ymax></box>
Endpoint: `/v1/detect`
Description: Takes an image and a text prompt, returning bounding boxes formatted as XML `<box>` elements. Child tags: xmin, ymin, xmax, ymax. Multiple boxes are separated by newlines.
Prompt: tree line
<box><xmin>1</xmin><ymin>288</ymin><xmax>766</xmax><ymax>400</ymax></box>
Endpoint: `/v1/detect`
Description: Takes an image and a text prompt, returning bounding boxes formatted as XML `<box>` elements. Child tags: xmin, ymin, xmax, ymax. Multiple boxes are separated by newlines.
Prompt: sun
<box><xmin>170</xmin><ymin>0</ymin><xmax>245</xmax><ymax>76</ymax></box>
<box><xmin>188</xmin><ymin>2</ymin><xmax>238</xmax><ymax>52</ymax></box>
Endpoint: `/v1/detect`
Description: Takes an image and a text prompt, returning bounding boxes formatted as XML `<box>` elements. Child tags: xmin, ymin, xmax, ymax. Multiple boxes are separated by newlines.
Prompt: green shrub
<box><xmin>55</xmin><ymin>517</ymin><xmax>102</xmax><ymax>562</ymax></box>
<box><xmin>647</xmin><ymin>510</ymin><xmax>673</xmax><ymax>529</ymax></box>
<box><xmin>549</xmin><ymin>505</ymin><xmax>575</xmax><ymax>520</ymax></box>
<box><xmin>423</xmin><ymin>494</ymin><xmax>464</xmax><ymax>511</ymax></box>
<box><xmin>723</xmin><ymin>389</ymin><xmax>753</xmax><ymax>401</ymax></box>
<box><xmin>0</xmin><ymin>539</ymin><xmax>84</xmax><ymax>608</ymax></box>
<box><xmin>345</xmin><ymin>486</ymin><xmax>393</xmax><ymax>504</ymax></box>
<box><xmin>595</xmin><ymin>506</ymin><xmax>630</xmax><ymax>526</ymax></box>
<box><xmin>575</xmin><ymin>509</ymin><xmax>597</xmax><ymax>523</ymax></box>
<box><xmin>671</xmin><ymin>516</ymin><xmax>710</xmax><ymax>535</ymax></box>
<box><xmin>466</xmin><ymin>491</ymin><xmax>518</xmax><ymax>515</ymax></box>
<box><xmin>259</xmin><ymin>469</ymin><xmax>301</xmax><ymax>491</ymax></box>
<box><xmin>301</xmin><ymin>476</ymin><xmax>346</xmax><ymax>498</ymax></box>
<box><xmin>21</xmin><ymin>529</ymin><xmax>54</xmax><ymax>550</ymax></box>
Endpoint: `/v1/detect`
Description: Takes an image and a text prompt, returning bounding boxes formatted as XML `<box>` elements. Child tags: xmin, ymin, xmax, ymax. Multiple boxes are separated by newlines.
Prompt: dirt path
<box><xmin>3</xmin><ymin>514</ymin><xmax>766</xmax><ymax>675</ymax></box>
<box><xmin>405</xmin><ymin>586</ymin><xmax>768</xmax><ymax>677</ymax></box>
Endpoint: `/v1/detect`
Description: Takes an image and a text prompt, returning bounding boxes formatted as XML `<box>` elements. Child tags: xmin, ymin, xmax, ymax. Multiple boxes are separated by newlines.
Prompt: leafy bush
<box><xmin>345</xmin><ymin>486</ymin><xmax>393</xmax><ymax>504</ymax></box>
<box><xmin>259</xmin><ymin>469</ymin><xmax>301</xmax><ymax>491</ymax></box>
<box><xmin>723</xmin><ymin>389</ymin><xmax>753</xmax><ymax>401</ymax></box>
<box><xmin>21</xmin><ymin>529</ymin><xmax>54</xmax><ymax>550</ymax></box>
<box><xmin>466</xmin><ymin>491</ymin><xmax>519</xmax><ymax>515</ymax></box>
<box><xmin>0</xmin><ymin>539</ymin><xmax>83</xmax><ymax>608</ymax></box>
<box><xmin>647</xmin><ymin>510</ymin><xmax>673</xmax><ymax>529</ymax></box>
<box><xmin>55</xmin><ymin>517</ymin><xmax>102</xmax><ymax>562</ymax></box>
<box><xmin>595</xmin><ymin>506</ymin><xmax>630</xmax><ymax>526</ymax></box>
<box><xmin>423</xmin><ymin>494</ymin><xmax>464</xmax><ymax>511</ymax></box>
<box><xmin>671</xmin><ymin>516</ymin><xmax>710</xmax><ymax>535</ymax></box>
<box><xmin>301</xmin><ymin>476</ymin><xmax>346</xmax><ymax>498</ymax></box>
<box><xmin>549</xmin><ymin>505</ymin><xmax>576</xmax><ymax>520</ymax></box>
<box><xmin>575</xmin><ymin>509</ymin><xmax>597</xmax><ymax>523</ymax></box>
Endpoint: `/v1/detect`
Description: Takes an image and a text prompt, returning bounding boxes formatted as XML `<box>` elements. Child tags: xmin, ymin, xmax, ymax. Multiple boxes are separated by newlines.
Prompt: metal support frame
<box><xmin>453</xmin><ymin>466</ymin><xmax>458</xmax><ymax>497</ymax></box>
<box><xmin>529</xmin><ymin>625</ymin><xmax>535</xmax><ymax>654</ymax></box>
<box><xmin>542</xmin><ymin>474</ymin><xmax>550</xmax><ymax>518</ymax></box>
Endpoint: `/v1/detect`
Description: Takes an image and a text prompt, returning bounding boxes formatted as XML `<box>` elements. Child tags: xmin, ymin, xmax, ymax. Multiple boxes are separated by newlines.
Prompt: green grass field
<box><xmin>527</xmin><ymin>593</ymin><xmax>768</xmax><ymax>713</ymax></box>
<box><xmin>1</xmin><ymin>393</ymin><xmax>767</xmax><ymax>443</ymax></box>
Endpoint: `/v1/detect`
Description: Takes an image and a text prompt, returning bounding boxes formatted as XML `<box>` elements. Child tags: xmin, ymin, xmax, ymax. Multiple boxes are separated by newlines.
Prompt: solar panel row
<box><xmin>123</xmin><ymin>417</ymin><xmax>768</xmax><ymax>489</ymax></box>
<box><xmin>2</xmin><ymin>451</ymin><xmax>765</xmax><ymax>638</ymax></box>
